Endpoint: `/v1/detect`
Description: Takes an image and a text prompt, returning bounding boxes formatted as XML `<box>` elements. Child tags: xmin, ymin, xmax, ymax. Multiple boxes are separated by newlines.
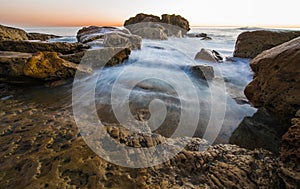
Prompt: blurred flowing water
<box><xmin>20</xmin><ymin>27</ymin><xmax>266</xmax><ymax>143</ymax></box>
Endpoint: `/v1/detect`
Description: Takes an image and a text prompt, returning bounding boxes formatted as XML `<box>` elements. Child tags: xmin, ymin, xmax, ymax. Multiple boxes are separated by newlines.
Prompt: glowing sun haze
<box><xmin>0</xmin><ymin>0</ymin><xmax>299</xmax><ymax>27</ymax></box>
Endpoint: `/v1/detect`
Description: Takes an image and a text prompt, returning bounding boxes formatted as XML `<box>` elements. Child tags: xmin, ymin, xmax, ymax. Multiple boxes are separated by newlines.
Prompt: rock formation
<box><xmin>244</xmin><ymin>37</ymin><xmax>300</xmax><ymax>120</ymax></box>
<box><xmin>0</xmin><ymin>91</ymin><xmax>282</xmax><ymax>188</ymax></box>
<box><xmin>190</xmin><ymin>65</ymin><xmax>214</xmax><ymax>80</ymax></box>
<box><xmin>124</xmin><ymin>13</ymin><xmax>190</xmax><ymax>39</ymax></box>
<box><xmin>233</xmin><ymin>30</ymin><xmax>300</xmax><ymax>58</ymax></box>
<box><xmin>194</xmin><ymin>48</ymin><xmax>223</xmax><ymax>63</ymax></box>
<box><xmin>76</xmin><ymin>26</ymin><xmax>141</xmax><ymax>50</ymax></box>
<box><xmin>0</xmin><ymin>24</ymin><xmax>28</xmax><ymax>40</ymax></box>
<box><xmin>0</xmin><ymin>40</ymin><xmax>87</xmax><ymax>54</ymax></box>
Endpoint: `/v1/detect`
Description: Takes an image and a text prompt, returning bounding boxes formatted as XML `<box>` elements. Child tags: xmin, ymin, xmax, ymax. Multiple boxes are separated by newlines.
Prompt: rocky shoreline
<box><xmin>0</xmin><ymin>14</ymin><xmax>300</xmax><ymax>188</ymax></box>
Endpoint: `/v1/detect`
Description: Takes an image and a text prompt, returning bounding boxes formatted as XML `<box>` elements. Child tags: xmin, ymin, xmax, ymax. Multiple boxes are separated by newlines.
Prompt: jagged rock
<box><xmin>0</xmin><ymin>40</ymin><xmax>87</xmax><ymax>54</ymax></box>
<box><xmin>244</xmin><ymin>37</ymin><xmax>300</xmax><ymax>120</ymax></box>
<box><xmin>0</xmin><ymin>24</ymin><xmax>28</xmax><ymax>40</ymax></box>
<box><xmin>233</xmin><ymin>30</ymin><xmax>300</xmax><ymax>58</ymax></box>
<box><xmin>23</xmin><ymin>52</ymin><xmax>79</xmax><ymax>80</ymax></box>
<box><xmin>190</xmin><ymin>65</ymin><xmax>214</xmax><ymax>80</ymax></box>
<box><xmin>76</xmin><ymin>26</ymin><xmax>130</xmax><ymax>43</ymax></box>
<box><xmin>124</xmin><ymin>13</ymin><xmax>190</xmax><ymax>38</ymax></box>
<box><xmin>230</xmin><ymin>108</ymin><xmax>288</xmax><ymax>154</ymax></box>
<box><xmin>124</xmin><ymin>13</ymin><xmax>161</xmax><ymax>26</ymax></box>
<box><xmin>161</xmin><ymin>14</ymin><xmax>190</xmax><ymax>32</ymax></box>
<box><xmin>279</xmin><ymin>110</ymin><xmax>300</xmax><ymax>188</ymax></box>
<box><xmin>194</xmin><ymin>48</ymin><xmax>223</xmax><ymax>63</ymax></box>
<box><xmin>27</xmin><ymin>32</ymin><xmax>61</xmax><ymax>41</ymax></box>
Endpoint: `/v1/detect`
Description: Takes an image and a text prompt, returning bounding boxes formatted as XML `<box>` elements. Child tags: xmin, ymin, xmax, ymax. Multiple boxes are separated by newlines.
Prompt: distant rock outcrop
<box><xmin>124</xmin><ymin>13</ymin><xmax>190</xmax><ymax>39</ymax></box>
<box><xmin>233</xmin><ymin>30</ymin><xmax>300</xmax><ymax>58</ymax></box>
<box><xmin>27</xmin><ymin>32</ymin><xmax>61</xmax><ymax>41</ymax></box>
<box><xmin>244</xmin><ymin>37</ymin><xmax>300</xmax><ymax>120</ymax></box>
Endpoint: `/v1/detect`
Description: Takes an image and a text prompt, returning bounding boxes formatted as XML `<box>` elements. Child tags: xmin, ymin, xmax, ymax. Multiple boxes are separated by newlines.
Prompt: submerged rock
<box><xmin>233</xmin><ymin>30</ymin><xmax>300</xmax><ymax>58</ymax></box>
<box><xmin>194</xmin><ymin>48</ymin><xmax>223</xmax><ymax>63</ymax></box>
<box><xmin>27</xmin><ymin>32</ymin><xmax>61</xmax><ymax>41</ymax></box>
<box><xmin>244</xmin><ymin>37</ymin><xmax>300</xmax><ymax>120</ymax></box>
<box><xmin>0</xmin><ymin>24</ymin><xmax>28</xmax><ymax>41</ymax></box>
<box><xmin>0</xmin><ymin>40</ymin><xmax>87</xmax><ymax>54</ymax></box>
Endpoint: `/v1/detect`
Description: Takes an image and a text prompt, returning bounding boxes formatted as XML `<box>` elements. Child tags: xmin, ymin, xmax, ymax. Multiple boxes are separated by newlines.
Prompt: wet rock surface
<box><xmin>230</xmin><ymin>108</ymin><xmax>288</xmax><ymax>154</ymax></box>
<box><xmin>233</xmin><ymin>30</ymin><xmax>300</xmax><ymax>58</ymax></box>
<box><xmin>244</xmin><ymin>37</ymin><xmax>300</xmax><ymax>121</ymax></box>
<box><xmin>0</xmin><ymin>85</ymin><xmax>284</xmax><ymax>188</ymax></box>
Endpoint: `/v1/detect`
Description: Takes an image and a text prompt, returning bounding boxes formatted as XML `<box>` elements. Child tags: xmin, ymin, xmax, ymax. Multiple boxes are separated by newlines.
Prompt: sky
<box><xmin>0</xmin><ymin>0</ymin><xmax>299</xmax><ymax>27</ymax></box>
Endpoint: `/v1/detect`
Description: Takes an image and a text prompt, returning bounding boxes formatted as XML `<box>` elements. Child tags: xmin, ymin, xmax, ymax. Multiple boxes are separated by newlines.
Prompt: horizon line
<box><xmin>2</xmin><ymin>22</ymin><xmax>300</xmax><ymax>29</ymax></box>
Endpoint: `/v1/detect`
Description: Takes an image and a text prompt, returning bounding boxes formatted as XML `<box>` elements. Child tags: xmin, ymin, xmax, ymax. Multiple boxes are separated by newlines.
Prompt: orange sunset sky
<box><xmin>0</xmin><ymin>0</ymin><xmax>299</xmax><ymax>27</ymax></box>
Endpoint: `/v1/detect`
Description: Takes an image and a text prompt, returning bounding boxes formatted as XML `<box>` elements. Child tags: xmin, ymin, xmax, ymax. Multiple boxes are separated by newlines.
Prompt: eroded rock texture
<box><xmin>244</xmin><ymin>37</ymin><xmax>300</xmax><ymax>120</ymax></box>
<box><xmin>0</xmin><ymin>86</ymin><xmax>283</xmax><ymax>189</ymax></box>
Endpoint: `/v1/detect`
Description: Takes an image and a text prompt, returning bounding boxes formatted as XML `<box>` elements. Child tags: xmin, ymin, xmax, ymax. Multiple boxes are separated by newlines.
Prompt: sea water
<box><xmin>24</xmin><ymin>26</ymin><xmax>290</xmax><ymax>143</ymax></box>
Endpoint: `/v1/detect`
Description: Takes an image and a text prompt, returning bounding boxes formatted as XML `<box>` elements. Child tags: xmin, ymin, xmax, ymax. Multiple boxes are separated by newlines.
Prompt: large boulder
<box><xmin>194</xmin><ymin>48</ymin><xmax>223</xmax><ymax>63</ymax></box>
<box><xmin>233</xmin><ymin>30</ymin><xmax>300</xmax><ymax>58</ymax></box>
<box><xmin>0</xmin><ymin>24</ymin><xmax>28</xmax><ymax>41</ymax></box>
<box><xmin>0</xmin><ymin>40</ymin><xmax>87</xmax><ymax>54</ymax></box>
<box><xmin>244</xmin><ymin>37</ymin><xmax>300</xmax><ymax>120</ymax></box>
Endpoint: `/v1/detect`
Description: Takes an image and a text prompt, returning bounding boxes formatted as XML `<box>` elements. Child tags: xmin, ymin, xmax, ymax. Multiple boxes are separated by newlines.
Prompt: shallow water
<box><xmin>19</xmin><ymin>27</ymin><xmax>260</xmax><ymax>144</ymax></box>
